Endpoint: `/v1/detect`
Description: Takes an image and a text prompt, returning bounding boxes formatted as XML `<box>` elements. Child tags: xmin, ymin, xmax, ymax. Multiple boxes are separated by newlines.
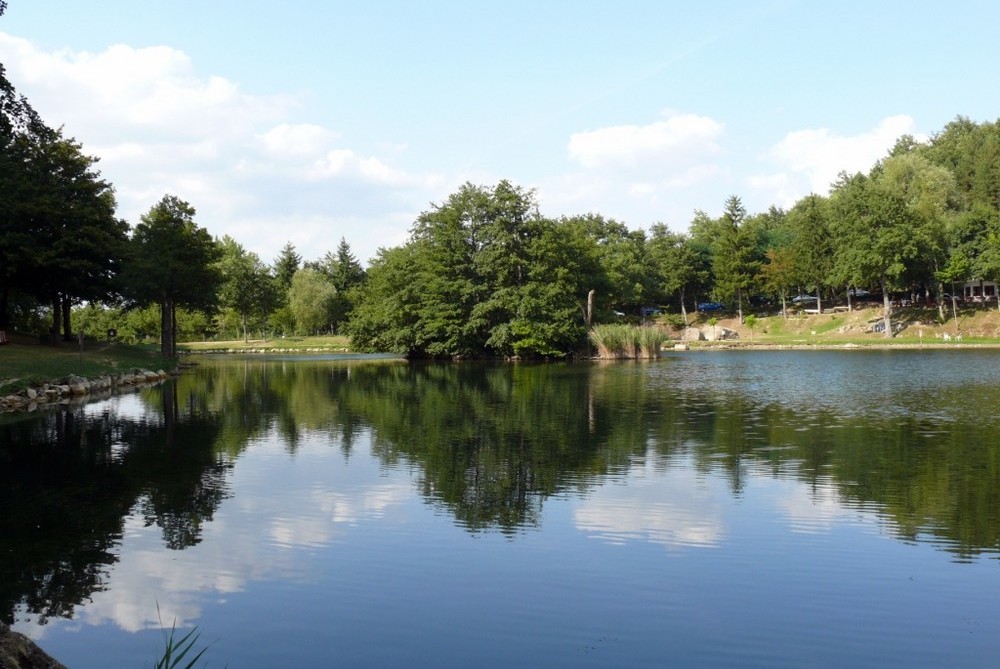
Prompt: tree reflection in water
<box><xmin>3</xmin><ymin>352</ymin><xmax>1000</xmax><ymax>627</ymax></box>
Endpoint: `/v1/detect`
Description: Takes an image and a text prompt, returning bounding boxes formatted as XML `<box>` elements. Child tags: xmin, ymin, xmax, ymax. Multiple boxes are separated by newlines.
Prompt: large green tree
<box><xmin>647</xmin><ymin>225</ymin><xmax>706</xmax><ymax>325</ymax></box>
<box><xmin>0</xmin><ymin>49</ymin><xmax>55</xmax><ymax>328</ymax></box>
<box><xmin>787</xmin><ymin>194</ymin><xmax>832</xmax><ymax>312</ymax></box>
<box><xmin>350</xmin><ymin>181</ymin><xmax>597</xmax><ymax>358</ymax></box>
<box><xmin>121</xmin><ymin>195</ymin><xmax>222</xmax><ymax>358</ymax></box>
<box><xmin>273</xmin><ymin>241</ymin><xmax>301</xmax><ymax>292</ymax></box>
<box><xmin>217</xmin><ymin>236</ymin><xmax>278</xmax><ymax>342</ymax></box>
<box><xmin>314</xmin><ymin>237</ymin><xmax>366</xmax><ymax>333</ymax></box>
<box><xmin>831</xmin><ymin>173</ymin><xmax>920</xmax><ymax>337</ymax></box>
<box><xmin>287</xmin><ymin>267</ymin><xmax>337</xmax><ymax>335</ymax></box>
<box><xmin>711</xmin><ymin>196</ymin><xmax>759</xmax><ymax>323</ymax></box>
<box><xmin>32</xmin><ymin>132</ymin><xmax>129</xmax><ymax>340</ymax></box>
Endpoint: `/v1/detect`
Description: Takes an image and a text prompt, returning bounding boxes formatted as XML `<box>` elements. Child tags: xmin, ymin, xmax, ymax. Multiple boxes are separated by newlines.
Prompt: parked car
<box><xmin>791</xmin><ymin>294</ymin><xmax>817</xmax><ymax>304</ymax></box>
<box><xmin>698</xmin><ymin>301</ymin><xmax>724</xmax><ymax>312</ymax></box>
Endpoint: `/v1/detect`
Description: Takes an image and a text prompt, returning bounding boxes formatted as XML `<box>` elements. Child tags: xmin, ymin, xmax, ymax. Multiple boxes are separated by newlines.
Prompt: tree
<box><xmin>787</xmin><ymin>194</ymin><xmax>832</xmax><ymax>312</ymax></box>
<box><xmin>560</xmin><ymin>213</ymin><xmax>652</xmax><ymax>318</ymax></box>
<box><xmin>347</xmin><ymin>245</ymin><xmax>422</xmax><ymax>354</ymax></box>
<box><xmin>217</xmin><ymin>236</ymin><xmax>277</xmax><ymax>342</ymax></box>
<box><xmin>350</xmin><ymin>181</ymin><xmax>598</xmax><ymax>358</ymax></box>
<box><xmin>326</xmin><ymin>237</ymin><xmax>366</xmax><ymax>333</ymax></box>
<box><xmin>121</xmin><ymin>195</ymin><xmax>222</xmax><ymax>358</ymax></box>
<box><xmin>287</xmin><ymin>267</ymin><xmax>337</xmax><ymax>335</ymax></box>
<box><xmin>32</xmin><ymin>132</ymin><xmax>129</xmax><ymax>340</ymax></box>
<box><xmin>831</xmin><ymin>173</ymin><xmax>920</xmax><ymax>337</ymax></box>
<box><xmin>273</xmin><ymin>242</ymin><xmax>301</xmax><ymax>292</ymax></box>
<box><xmin>712</xmin><ymin>196</ymin><xmax>759</xmax><ymax>323</ymax></box>
<box><xmin>0</xmin><ymin>51</ymin><xmax>56</xmax><ymax>328</ymax></box>
<box><xmin>880</xmin><ymin>152</ymin><xmax>961</xmax><ymax>308</ymax></box>
<box><xmin>647</xmin><ymin>225</ymin><xmax>706</xmax><ymax>326</ymax></box>
<box><xmin>329</xmin><ymin>237</ymin><xmax>366</xmax><ymax>291</ymax></box>
<box><xmin>760</xmin><ymin>246</ymin><xmax>797</xmax><ymax>318</ymax></box>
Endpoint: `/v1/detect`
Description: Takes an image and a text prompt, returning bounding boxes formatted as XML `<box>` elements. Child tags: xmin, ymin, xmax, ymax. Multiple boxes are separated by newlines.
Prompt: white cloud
<box><xmin>762</xmin><ymin>114</ymin><xmax>923</xmax><ymax>197</ymax></box>
<box><xmin>543</xmin><ymin>111</ymin><xmax>729</xmax><ymax>227</ymax></box>
<box><xmin>259</xmin><ymin>123</ymin><xmax>340</xmax><ymax>157</ymax></box>
<box><xmin>568</xmin><ymin>112</ymin><xmax>724</xmax><ymax>170</ymax></box>
<box><xmin>0</xmin><ymin>32</ymin><xmax>440</xmax><ymax>264</ymax></box>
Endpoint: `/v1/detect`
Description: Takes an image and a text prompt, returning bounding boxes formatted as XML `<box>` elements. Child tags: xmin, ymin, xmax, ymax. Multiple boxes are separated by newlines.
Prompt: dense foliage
<box><xmin>349</xmin><ymin>182</ymin><xmax>603</xmax><ymax>358</ymax></box>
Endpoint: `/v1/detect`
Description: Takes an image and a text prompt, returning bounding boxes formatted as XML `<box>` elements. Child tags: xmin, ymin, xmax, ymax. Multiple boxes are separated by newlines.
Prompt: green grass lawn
<box><xmin>0</xmin><ymin>335</ymin><xmax>171</xmax><ymax>394</ymax></box>
<box><xmin>179</xmin><ymin>334</ymin><xmax>353</xmax><ymax>352</ymax></box>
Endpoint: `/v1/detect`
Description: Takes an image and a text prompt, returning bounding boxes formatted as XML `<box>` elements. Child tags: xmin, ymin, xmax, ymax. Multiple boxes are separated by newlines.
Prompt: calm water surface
<box><xmin>2</xmin><ymin>350</ymin><xmax>999</xmax><ymax>668</ymax></box>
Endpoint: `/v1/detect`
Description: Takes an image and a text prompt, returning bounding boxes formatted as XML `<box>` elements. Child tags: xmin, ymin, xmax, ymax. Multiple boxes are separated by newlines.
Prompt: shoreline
<box><xmin>0</xmin><ymin>367</ymin><xmax>177</xmax><ymax>415</ymax></box>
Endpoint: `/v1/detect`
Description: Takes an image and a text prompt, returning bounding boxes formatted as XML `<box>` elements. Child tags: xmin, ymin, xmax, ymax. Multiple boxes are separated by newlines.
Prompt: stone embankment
<box><xmin>0</xmin><ymin>368</ymin><xmax>173</xmax><ymax>413</ymax></box>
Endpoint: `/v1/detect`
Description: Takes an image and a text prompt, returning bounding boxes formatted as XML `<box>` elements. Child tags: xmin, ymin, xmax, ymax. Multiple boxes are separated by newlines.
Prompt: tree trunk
<box><xmin>880</xmin><ymin>274</ymin><xmax>892</xmax><ymax>338</ymax></box>
<box><xmin>171</xmin><ymin>301</ymin><xmax>178</xmax><ymax>358</ymax></box>
<box><xmin>816</xmin><ymin>289</ymin><xmax>822</xmax><ymax>316</ymax></box>
<box><xmin>737</xmin><ymin>288</ymin><xmax>744</xmax><ymax>324</ymax></box>
<box><xmin>49</xmin><ymin>297</ymin><xmax>61</xmax><ymax>344</ymax></box>
<box><xmin>160</xmin><ymin>297</ymin><xmax>177</xmax><ymax>359</ymax></box>
<box><xmin>0</xmin><ymin>285</ymin><xmax>8</xmax><ymax>328</ymax></box>
<box><xmin>61</xmin><ymin>295</ymin><xmax>73</xmax><ymax>341</ymax></box>
<box><xmin>780</xmin><ymin>291</ymin><xmax>787</xmax><ymax>319</ymax></box>
<box><xmin>679</xmin><ymin>287</ymin><xmax>688</xmax><ymax>327</ymax></box>
<box><xmin>242</xmin><ymin>313</ymin><xmax>248</xmax><ymax>343</ymax></box>
<box><xmin>586</xmin><ymin>289</ymin><xmax>595</xmax><ymax>326</ymax></box>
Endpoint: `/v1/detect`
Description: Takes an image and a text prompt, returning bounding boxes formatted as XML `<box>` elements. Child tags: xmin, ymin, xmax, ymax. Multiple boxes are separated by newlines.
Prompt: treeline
<box><xmin>349</xmin><ymin>117</ymin><xmax>1000</xmax><ymax>355</ymax></box>
<box><xmin>6</xmin><ymin>8</ymin><xmax>1000</xmax><ymax>357</ymax></box>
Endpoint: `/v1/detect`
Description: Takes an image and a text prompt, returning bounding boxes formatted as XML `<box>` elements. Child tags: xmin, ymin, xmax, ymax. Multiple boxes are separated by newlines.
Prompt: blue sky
<box><xmin>3</xmin><ymin>1</ymin><xmax>1000</xmax><ymax>264</ymax></box>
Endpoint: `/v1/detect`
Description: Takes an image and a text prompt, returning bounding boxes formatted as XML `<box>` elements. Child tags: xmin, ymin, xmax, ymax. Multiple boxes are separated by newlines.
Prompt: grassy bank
<box><xmin>679</xmin><ymin>304</ymin><xmax>1000</xmax><ymax>347</ymax></box>
<box><xmin>179</xmin><ymin>334</ymin><xmax>352</xmax><ymax>353</ymax></box>
<box><xmin>0</xmin><ymin>333</ymin><xmax>172</xmax><ymax>394</ymax></box>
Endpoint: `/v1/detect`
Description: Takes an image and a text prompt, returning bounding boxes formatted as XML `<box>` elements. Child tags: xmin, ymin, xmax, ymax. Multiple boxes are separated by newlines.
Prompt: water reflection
<box><xmin>3</xmin><ymin>351</ymin><xmax>1000</xmax><ymax>637</ymax></box>
<box><xmin>573</xmin><ymin>452</ymin><xmax>726</xmax><ymax>548</ymax></box>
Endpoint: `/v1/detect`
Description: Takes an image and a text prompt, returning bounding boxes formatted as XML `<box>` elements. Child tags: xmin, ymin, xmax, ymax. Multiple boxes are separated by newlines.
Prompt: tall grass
<box><xmin>589</xmin><ymin>324</ymin><xmax>666</xmax><ymax>359</ymax></box>
<box><xmin>153</xmin><ymin>604</ymin><xmax>215</xmax><ymax>669</ymax></box>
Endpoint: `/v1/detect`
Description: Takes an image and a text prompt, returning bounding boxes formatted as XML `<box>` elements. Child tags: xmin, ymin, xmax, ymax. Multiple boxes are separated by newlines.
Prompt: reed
<box><xmin>153</xmin><ymin>605</ymin><xmax>213</xmax><ymax>669</ymax></box>
<box><xmin>589</xmin><ymin>324</ymin><xmax>665</xmax><ymax>359</ymax></box>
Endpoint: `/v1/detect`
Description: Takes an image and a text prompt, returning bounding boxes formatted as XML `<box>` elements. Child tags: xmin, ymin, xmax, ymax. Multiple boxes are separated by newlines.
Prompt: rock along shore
<box><xmin>0</xmin><ymin>368</ymin><xmax>175</xmax><ymax>414</ymax></box>
<box><xmin>0</xmin><ymin>621</ymin><xmax>68</xmax><ymax>669</ymax></box>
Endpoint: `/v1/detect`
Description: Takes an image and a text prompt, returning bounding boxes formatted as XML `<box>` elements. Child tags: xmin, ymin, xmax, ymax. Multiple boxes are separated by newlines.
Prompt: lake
<box><xmin>2</xmin><ymin>350</ymin><xmax>999</xmax><ymax>668</ymax></box>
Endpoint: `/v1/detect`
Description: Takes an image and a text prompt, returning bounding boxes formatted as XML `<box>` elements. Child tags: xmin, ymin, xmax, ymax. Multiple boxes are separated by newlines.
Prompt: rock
<box><xmin>0</xmin><ymin>621</ymin><xmax>68</xmax><ymax>669</ymax></box>
<box><xmin>680</xmin><ymin>327</ymin><xmax>705</xmax><ymax>342</ymax></box>
<box><xmin>703</xmin><ymin>327</ymin><xmax>739</xmax><ymax>342</ymax></box>
<box><xmin>673</xmin><ymin>343</ymin><xmax>690</xmax><ymax>351</ymax></box>
<box><xmin>25</xmin><ymin>388</ymin><xmax>37</xmax><ymax>401</ymax></box>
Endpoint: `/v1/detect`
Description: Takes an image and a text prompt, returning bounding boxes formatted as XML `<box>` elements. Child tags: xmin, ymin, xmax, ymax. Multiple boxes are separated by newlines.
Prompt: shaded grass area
<box><xmin>180</xmin><ymin>334</ymin><xmax>352</xmax><ymax>352</ymax></box>
<box><xmin>0</xmin><ymin>333</ymin><xmax>170</xmax><ymax>393</ymax></box>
